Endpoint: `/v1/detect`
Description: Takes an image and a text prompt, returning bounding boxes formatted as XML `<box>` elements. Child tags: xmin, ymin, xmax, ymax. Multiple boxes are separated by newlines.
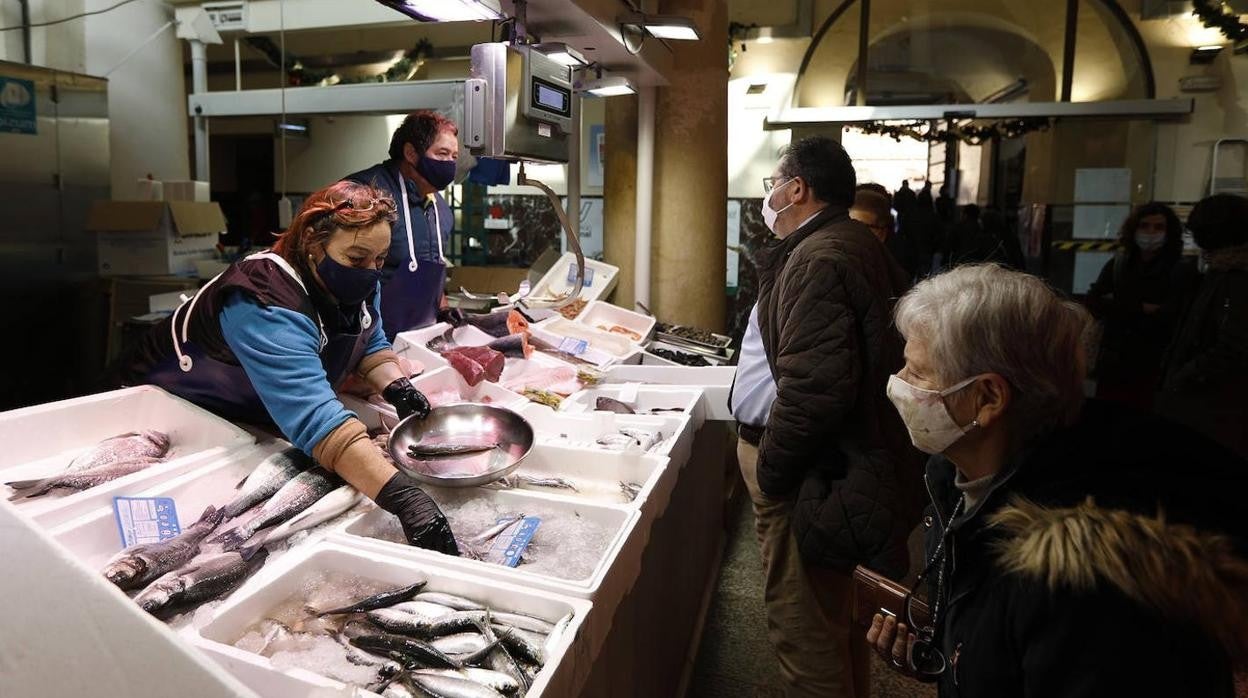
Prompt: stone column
<box><xmin>603</xmin><ymin>94</ymin><xmax>639</xmax><ymax>308</ymax></box>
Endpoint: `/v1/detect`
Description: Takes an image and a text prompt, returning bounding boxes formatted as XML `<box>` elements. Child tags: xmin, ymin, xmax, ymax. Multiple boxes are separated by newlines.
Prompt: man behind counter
<box><xmin>345</xmin><ymin>110</ymin><xmax>461</xmax><ymax>340</ymax></box>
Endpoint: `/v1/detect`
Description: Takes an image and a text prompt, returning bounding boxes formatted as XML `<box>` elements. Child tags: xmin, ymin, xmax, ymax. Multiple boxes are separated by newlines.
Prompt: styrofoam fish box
<box><xmin>46</xmin><ymin>441</ymin><xmax>301</xmax><ymax>572</ymax></box>
<box><xmin>505</xmin><ymin>442</ymin><xmax>674</xmax><ymax>517</ymax></box>
<box><xmin>539</xmin><ymin>318</ymin><xmax>635</xmax><ymax>358</ymax></box>
<box><xmin>395</xmin><ymin>324</ymin><xmax>577</xmax><ymax>387</ymax></box>
<box><xmin>574</xmin><ymin>301</ymin><xmax>656</xmax><ymax>346</ymax></box>
<box><xmin>0</xmin><ymin>385</ymin><xmax>256</xmax><ymax>529</ymax></box>
<box><xmin>602</xmin><ymin>365</ymin><xmax>737</xmax><ymax>422</ymax></box>
<box><xmin>334</xmin><ymin>488</ymin><xmax>645</xmax><ymax>659</ymax></box>
<box><xmin>193</xmin><ymin>542</ymin><xmax>595</xmax><ymax>698</ymax></box>
<box><xmin>560</xmin><ymin>384</ymin><xmax>706</xmax><ymax>430</ymax></box>
<box><xmin>529</xmin><ymin>252</ymin><xmax>619</xmax><ymax>305</ymax></box>
<box><xmin>341</xmin><ymin>367</ymin><xmax>529</xmax><ymax>432</ymax></box>
<box><xmin>517</xmin><ymin>403</ymin><xmax>694</xmax><ymax>471</ymax></box>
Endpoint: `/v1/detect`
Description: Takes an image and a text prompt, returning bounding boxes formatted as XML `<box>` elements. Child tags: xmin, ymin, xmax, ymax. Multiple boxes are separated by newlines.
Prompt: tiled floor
<box><xmin>690</xmin><ymin>497</ymin><xmax>935</xmax><ymax>698</ymax></box>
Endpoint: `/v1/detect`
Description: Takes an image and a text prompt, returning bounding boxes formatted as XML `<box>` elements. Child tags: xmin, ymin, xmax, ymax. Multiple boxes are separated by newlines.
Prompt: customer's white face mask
<box><xmin>886</xmin><ymin>374</ymin><xmax>983</xmax><ymax>454</ymax></box>
<box><xmin>763</xmin><ymin>178</ymin><xmax>796</xmax><ymax>235</ymax></box>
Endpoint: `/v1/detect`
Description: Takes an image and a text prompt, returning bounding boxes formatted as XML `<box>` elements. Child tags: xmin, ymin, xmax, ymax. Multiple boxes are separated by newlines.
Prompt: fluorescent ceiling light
<box><xmin>535</xmin><ymin>42</ymin><xmax>588</xmax><ymax>67</ymax></box>
<box><xmin>640</xmin><ymin>15</ymin><xmax>700</xmax><ymax>41</ymax></box>
<box><xmin>1196</xmin><ymin>45</ymin><xmax>1224</xmax><ymax>52</ymax></box>
<box><xmin>376</xmin><ymin>0</ymin><xmax>502</xmax><ymax>22</ymax></box>
<box><xmin>581</xmin><ymin>75</ymin><xmax>637</xmax><ymax>97</ymax></box>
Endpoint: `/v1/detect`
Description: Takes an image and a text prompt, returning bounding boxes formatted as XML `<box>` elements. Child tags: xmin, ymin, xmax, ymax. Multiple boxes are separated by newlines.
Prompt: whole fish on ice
<box><xmin>237</xmin><ymin>484</ymin><xmax>361</xmax><ymax>560</ymax></box>
<box><xmin>210</xmin><ymin>468</ymin><xmax>343</xmax><ymax>551</ymax></box>
<box><xmin>102</xmin><ymin>505</ymin><xmax>225</xmax><ymax>590</ymax></box>
<box><xmin>6</xmin><ymin>458</ymin><xmax>162</xmax><ymax>500</ymax></box>
<box><xmin>65</xmin><ymin>430</ymin><xmax>171</xmax><ymax>472</ymax></box>
<box><xmin>222</xmin><ymin>447</ymin><xmax>315</xmax><ymax>519</ymax></box>
<box><xmin>135</xmin><ymin>549</ymin><xmax>269</xmax><ymax>618</ymax></box>
<box><xmin>316</xmin><ymin>580</ymin><xmax>429</xmax><ymax>616</ymax></box>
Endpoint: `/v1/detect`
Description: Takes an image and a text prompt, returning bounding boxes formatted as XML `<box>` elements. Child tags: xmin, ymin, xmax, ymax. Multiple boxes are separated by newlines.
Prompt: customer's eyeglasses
<box><xmin>762</xmin><ymin>177</ymin><xmax>785</xmax><ymax>194</ymax></box>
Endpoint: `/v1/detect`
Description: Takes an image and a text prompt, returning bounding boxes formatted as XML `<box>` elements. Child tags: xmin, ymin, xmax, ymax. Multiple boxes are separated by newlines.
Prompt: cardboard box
<box><xmin>162</xmin><ymin>180</ymin><xmax>211</xmax><ymax>202</ymax></box>
<box><xmin>88</xmin><ymin>201</ymin><xmax>224</xmax><ymax>276</ymax></box>
<box><xmin>133</xmin><ymin>178</ymin><xmax>164</xmax><ymax>201</ymax></box>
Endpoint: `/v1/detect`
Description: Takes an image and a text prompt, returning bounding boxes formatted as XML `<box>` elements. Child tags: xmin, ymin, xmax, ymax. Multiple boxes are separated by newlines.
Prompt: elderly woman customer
<box><xmin>868</xmin><ymin>264</ymin><xmax>1247</xmax><ymax>697</ymax></box>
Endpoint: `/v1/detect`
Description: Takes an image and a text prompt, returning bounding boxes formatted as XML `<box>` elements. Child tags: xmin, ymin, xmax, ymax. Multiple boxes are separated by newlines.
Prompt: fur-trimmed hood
<box><xmin>990</xmin><ymin>498</ymin><xmax>1248</xmax><ymax>666</ymax></box>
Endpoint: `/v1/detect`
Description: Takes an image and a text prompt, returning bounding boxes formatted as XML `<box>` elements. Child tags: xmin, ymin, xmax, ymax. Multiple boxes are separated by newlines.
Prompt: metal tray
<box><xmin>654</xmin><ymin>324</ymin><xmax>733</xmax><ymax>351</ymax></box>
<box><xmin>388</xmin><ymin>404</ymin><xmax>535</xmax><ymax>487</ymax></box>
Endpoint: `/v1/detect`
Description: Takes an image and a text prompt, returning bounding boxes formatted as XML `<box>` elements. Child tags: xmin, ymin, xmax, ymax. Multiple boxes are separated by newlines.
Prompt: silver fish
<box><xmin>391</xmin><ymin>600</ymin><xmax>455</xmax><ymax>618</ymax></box>
<box><xmin>102</xmin><ymin>506</ymin><xmax>225</xmax><ymax>590</ymax></box>
<box><xmin>7</xmin><ymin>458</ymin><xmax>161</xmax><ymax>500</ymax></box>
<box><xmin>415</xmin><ymin>668</ymin><xmax>521</xmax><ymax>696</ymax></box>
<box><xmin>404</xmin><ymin>670</ymin><xmax>507</xmax><ymax>698</ymax></box>
<box><xmin>237</xmin><ymin>484</ymin><xmax>361</xmax><ymax>560</ymax></box>
<box><xmin>512</xmin><ymin>474</ymin><xmax>579</xmax><ymax>492</ymax></box>
<box><xmin>620</xmin><ymin>481</ymin><xmax>642</xmax><ymax>501</ymax></box>
<box><xmin>490</xmin><ymin>611</ymin><xmax>556</xmax><ymax>635</ymax></box>
<box><xmin>367</xmin><ymin>607</ymin><xmax>442</xmax><ymax>636</ymax></box>
<box><xmin>135</xmin><ymin>549</ymin><xmax>269</xmax><ymax>618</ymax></box>
<box><xmin>492</xmin><ymin>625</ymin><xmax>545</xmax><ymax>665</ymax></box>
<box><xmin>316</xmin><ymin>580</ymin><xmax>429</xmax><ymax>616</ymax></box>
<box><xmin>596</xmin><ymin>433</ymin><xmax>639</xmax><ymax>450</ymax></box>
<box><xmin>618</xmin><ymin>427</ymin><xmax>663</xmax><ymax>452</ymax></box>
<box><xmin>408</xmin><ymin>442</ymin><xmax>499</xmax><ymax>458</ymax></box>
<box><xmin>210</xmin><ymin>468</ymin><xmax>343</xmax><ymax>551</ymax></box>
<box><xmin>222</xmin><ymin>448</ymin><xmax>315</xmax><ymax>519</ymax></box>
<box><xmin>477</xmin><ymin>623</ymin><xmax>531</xmax><ymax>694</ymax></box>
<box><xmin>414</xmin><ymin>592</ymin><xmax>486</xmax><ymax>612</ymax></box>
<box><xmin>470</xmin><ymin>515</ymin><xmax>525</xmax><ymax>545</ymax></box>
<box><xmin>433</xmin><ymin>632</ymin><xmax>493</xmax><ymax>655</ymax></box>
<box><xmin>65</xmin><ymin>430</ymin><xmax>170</xmax><ymax>472</ymax></box>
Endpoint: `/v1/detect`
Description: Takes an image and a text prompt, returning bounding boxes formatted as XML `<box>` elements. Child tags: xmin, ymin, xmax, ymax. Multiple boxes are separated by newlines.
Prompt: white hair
<box><xmin>894</xmin><ymin>264</ymin><xmax>1092</xmax><ymax>438</ymax></box>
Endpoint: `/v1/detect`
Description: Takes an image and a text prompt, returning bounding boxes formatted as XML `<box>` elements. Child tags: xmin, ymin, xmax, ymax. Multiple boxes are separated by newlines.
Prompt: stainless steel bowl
<box><xmin>388</xmin><ymin>403</ymin><xmax>535</xmax><ymax>488</ymax></box>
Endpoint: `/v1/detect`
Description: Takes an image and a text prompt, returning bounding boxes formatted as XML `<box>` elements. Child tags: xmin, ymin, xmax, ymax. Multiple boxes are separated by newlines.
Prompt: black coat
<box><xmin>920</xmin><ymin>399</ymin><xmax>1248</xmax><ymax>698</ymax></box>
<box><xmin>755</xmin><ymin>206</ymin><xmax>923</xmax><ymax>577</ymax></box>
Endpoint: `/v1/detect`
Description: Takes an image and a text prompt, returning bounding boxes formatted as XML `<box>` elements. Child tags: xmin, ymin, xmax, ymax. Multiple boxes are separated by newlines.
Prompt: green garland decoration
<box><xmin>1192</xmin><ymin>0</ymin><xmax>1248</xmax><ymax>43</ymax></box>
<box><xmin>847</xmin><ymin>118</ymin><xmax>1051</xmax><ymax>146</ymax></box>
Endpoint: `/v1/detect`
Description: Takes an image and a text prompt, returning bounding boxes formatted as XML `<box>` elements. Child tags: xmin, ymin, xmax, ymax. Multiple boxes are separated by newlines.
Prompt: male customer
<box><xmin>747</xmin><ymin>136</ymin><xmax>920</xmax><ymax>697</ymax></box>
<box><xmin>345</xmin><ymin>110</ymin><xmax>460</xmax><ymax>339</ymax></box>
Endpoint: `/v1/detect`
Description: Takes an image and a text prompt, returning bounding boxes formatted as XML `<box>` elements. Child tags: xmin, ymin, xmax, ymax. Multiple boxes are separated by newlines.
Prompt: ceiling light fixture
<box><xmin>580</xmin><ymin>75</ymin><xmax>637</xmax><ymax>97</ymax></box>
<box><xmin>374</xmin><ymin>0</ymin><xmax>502</xmax><ymax>22</ymax></box>
<box><xmin>1190</xmin><ymin>44</ymin><xmax>1224</xmax><ymax>63</ymax></box>
<box><xmin>535</xmin><ymin>42</ymin><xmax>589</xmax><ymax>67</ymax></box>
<box><xmin>622</xmin><ymin>13</ymin><xmax>701</xmax><ymax>41</ymax></box>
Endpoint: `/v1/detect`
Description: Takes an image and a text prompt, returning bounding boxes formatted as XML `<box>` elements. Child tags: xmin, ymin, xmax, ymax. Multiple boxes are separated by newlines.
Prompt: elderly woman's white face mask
<box><xmin>887</xmin><ymin>374</ymin><xmax>984</xmax><ymax>455</ymax></box>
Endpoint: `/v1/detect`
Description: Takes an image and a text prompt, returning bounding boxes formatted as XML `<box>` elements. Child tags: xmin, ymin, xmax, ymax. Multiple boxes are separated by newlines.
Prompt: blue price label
<box><xmin>483</xmin><ymin>516</ymin><xmax>541</xmax><ymax>568</ymax></box>
<box><xmin>558</xmin><ymin>337</ymin><xmax>589</xmax><ymax>356</ymax></box>
<box><xmin>566</xmin><ymin>264</ymin><xmax>594</xmax><ymax>287</ymax></box>
<box><xmin>113</xmin><ymin>497</ymin><xmax>181</xmax><ymax>549</ymax></box>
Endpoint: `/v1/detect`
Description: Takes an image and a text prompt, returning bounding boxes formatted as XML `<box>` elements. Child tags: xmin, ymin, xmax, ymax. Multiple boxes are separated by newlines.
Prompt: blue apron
<box><xmin>380</xmin><ymin>165</ymin><xmax>447</xmax><ymax>339</ymax></box>
<box><xmin>146</xmin><ymin>252</ymin><xmax>375</xmax><ymax>426</ymax></box>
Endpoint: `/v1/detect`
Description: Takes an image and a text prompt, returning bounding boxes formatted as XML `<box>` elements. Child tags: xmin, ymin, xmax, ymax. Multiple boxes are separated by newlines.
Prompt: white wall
<box><xmin>0</xmin><ymin>0</ymin><xmax>190</xmax><ymax>199</ymax></box>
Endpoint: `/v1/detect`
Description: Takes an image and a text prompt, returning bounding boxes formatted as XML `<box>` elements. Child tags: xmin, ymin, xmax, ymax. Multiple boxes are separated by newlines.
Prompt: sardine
<box><xmin>470</xmin><ymin>515</ymin><xmax>525</xmax><ymax>545</ymax></box>
<box><xmin>222</xmin><ymin>448</ymin><xmax>315</xmax><ymax>519</ymax></box>
<box><xmin>595</xmin><ymin>397</ymin><xmax>635</xmax><ymax>414</ymax></box>
<box><xmin>433</xmin><ymin>632</ymin><xmax>493</xmax><ymax>655</ymax></box>
<box><xmin>405</xmin><ymin>671</ymin><xmax>507</xmax><ymax>698</ymax></box>
<box><xmin>102</xmin><ymin>505</ymin><xmax>225</xmax><ymax>590</ymax></box>
<box><xmin>490</xmin><ymin>611</ymin><xmax>556</xmax><ymax>635</ymax></box>
<box><xmin>492</xmin><ymin>625</ymin><xmax>546</xmax><ymax>665</ymax></box>
<box><xmin>415</xmin><ymin>668</ymin><xmax>521</xmax><ymax>696</ymax></box>
<box><xmin>414</xmin><ymin>592</ymin><xmax>486</xmax><ymax>612</ymax></box>
<box><xmin>237</xmin><ymin>484</ymin><xmax>361</xmax><ymax>560</ymax></box>
<box><xmin>477</xmin><ymin>623</ymin><xmax>530</xmax><ymax>694</ymax></box>
<box><xmin>596</xmin><ymin>433</ymin><xmax>639</xmax><ymax>450</ymax></box>
<box><xmin>618</xmin><ymin>427</ymin><xmax>663</xmax><ymax>452</ymax></box>
<box><xmin>316</xmin><ymin>580</ymin><xmax>428</xmax><ymax>616</ymax></box>
<box><xmin>7</xmin><ymin>458</ymin><xmax>161</xmax><ymax>500</ymax></box>
<box><xmin>350</xmin><ymin>632</ymin><xmax>463</xmax><ymax>669</ymax></box>
<box><xmin>210</xmin><ymin>468</ymin><xmax>343</xmax><ymax>551</ymax></box>
<box><xmin>408</xmin><ymin>442</ymin><xmax>499</xmax><ymax>458</ymax></box>
<box><xmin>511</xmin><ymin>475</ymin><xmax>578</xmax><ymax>492</ymax></box>
<box><xmin>134</xmin><ymin>549</ymin><xmax>269</xmax><ymax>618</ymax></box>
<box><xmin>65</xmin><ymin>430</ymin><xmax>170</xmax><ymax>472</ymax></box>
<box><xmin>391</xmin><ymin>600</ymin><xmax>456</xmax><ymax>618</ymax></box>
<box><xmin>367</xmin><ymin>607</ymin><xmax>442</xmax><ymax>637</ymax></box>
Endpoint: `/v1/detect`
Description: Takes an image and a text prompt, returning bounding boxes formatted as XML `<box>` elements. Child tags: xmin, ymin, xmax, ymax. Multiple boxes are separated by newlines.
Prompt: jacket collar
<box><xmin>777</xmin><ymin>204</ymin><xmax>849</xmax><ymax>256</ymax></box>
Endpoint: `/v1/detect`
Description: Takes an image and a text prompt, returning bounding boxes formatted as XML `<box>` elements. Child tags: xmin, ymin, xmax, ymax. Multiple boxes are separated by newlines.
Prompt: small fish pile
<box><xmin>596</xmin><ymin>427</ymin><xmax>665</xmax><ymax>453</ymax></box>
<box><xmin>650</xmin><ymin>347</ymin><xmax>712</xmax><ymax>367</ymax></box>
<box><xmin>594</xmin><ymin>397</ymin><xmax>686</xmax><ymax>415</ymax></box>
<box><xmin>100</xmin><ymin>447</ymin><xmax>363</xmax><ymax>620</ymax></box>
<box><xmin>6</xmin><ymin>430</ymin><xmax>172</xmax><ymax>500</ymax></box>
<box><xmin>232</xmin><ymin>573</ymin><xmax>574</xmax><ymax>697</ymax></box>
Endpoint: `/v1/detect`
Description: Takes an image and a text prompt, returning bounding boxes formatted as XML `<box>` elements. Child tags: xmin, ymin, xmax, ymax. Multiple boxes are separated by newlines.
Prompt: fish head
<box><xmin>103</xmin><ymin>558</ymin><xmax>146</xmax><ymax>587</ymax></box>
<box><xmin>137</xmin><ymin>583</ymin><xmax>177</xmax><ymax>614</ymax></box>
<box><xmin>143</xmin><ymin>430</ymin><xmax>172</xmax><ymax>452</ymax></box>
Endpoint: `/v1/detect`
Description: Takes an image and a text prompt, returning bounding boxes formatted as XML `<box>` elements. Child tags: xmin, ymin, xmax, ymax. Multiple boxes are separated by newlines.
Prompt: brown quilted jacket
<box><xmin>756</xmin><ymin>205</ymin><xmax>923</xmax><ymax>574</ymax></box>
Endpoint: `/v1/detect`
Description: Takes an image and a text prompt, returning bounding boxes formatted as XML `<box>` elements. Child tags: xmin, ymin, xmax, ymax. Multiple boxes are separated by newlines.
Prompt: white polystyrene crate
<box><xmin>193</xmin><ymin>542</ymin><xmax>594</xmax><ymax>698</ymax></box>
<box><xmin>560</xmin><ymin>384</ymin><xmax>706</xmax><ymax>431</ymax></box>
<box><xmin>574</xmin><ymin>301</ymin><xmax>656</xmax><ymax>346</ymax></box>
<box><xmin>1</xmin><ymin>386</ymin><xmax>256</xmax><ymax>529</ymax></box>
<box><xmin>396</xmin><ymin>323</ymin><xmax>576</xmax><ymax>385</ymax></box>
<box><xmin>540</xmin><ymin>318</ymin><xmax>635</xmax><ymax>358</ymax></box>
<box><xmin>517</xmin><ymin>402</ymin><xmax>693</xmax><ymax>464</ymax></box>
<box><xmin>503</xmin><ymin>442</ymin><xmax>673</xmax><ymax>516</ymax></box>
<box><xmin>529</xmin><ymin>253</ymin><xmax>619</xmax><ymax>305</ymax></box>
<box><xmin>47</xmin><ymin>440</ymin><xmax>314</xmax><ymax>572</ymax></box>
<box><xmin>602</xmin><ymin>365</ymin><xmax>737</xmax><ymax>422</ymax></box>
<box><xmin>340</xmin><ymin>367</ymin><xmax>529</xmax><ymax>432</ymax></box>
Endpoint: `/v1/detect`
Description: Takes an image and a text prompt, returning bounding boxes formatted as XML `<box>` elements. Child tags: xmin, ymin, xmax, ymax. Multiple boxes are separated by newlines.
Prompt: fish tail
<box><xmin>212</xmin><ymin>526</ymin><xmax>253</xmax><ymax>552</ymax></box>
<box><xmin>198</xmin><ymin>505</ymin><xmax>225</xmax><ymax>528</ymax></box>
<box><xmin>427</xmin><ymin>327</ymin><xmax>456</xmax><ymax>353</ymax></box>
<box><xmin>5</xmin><ymin>478</ymin><xmax>52</xmax><ymax>500</ymax></box>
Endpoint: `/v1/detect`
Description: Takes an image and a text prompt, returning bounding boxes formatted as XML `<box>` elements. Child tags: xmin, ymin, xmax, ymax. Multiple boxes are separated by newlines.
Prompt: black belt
<box><xmin>737</xmin><ymin>423</ymin><xmax>765</xmax><ymax>446</ymax></box>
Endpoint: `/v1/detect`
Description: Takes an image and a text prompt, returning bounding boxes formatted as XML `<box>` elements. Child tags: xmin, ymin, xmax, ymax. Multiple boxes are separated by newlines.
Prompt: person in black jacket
<box><xmin>867</xmin><ymin>264</ymin><xmax>1247</xmax><ymax>697</ymax></box>
<box><xmin>1158</xmin><ymin>193</ymin><xmax>1248</xmax><ymax>458</ymax></box>
<box><xmin>1085</xmin><ymin>203</ymin><xmax>1195</xmax><ymax>411</ymax></box>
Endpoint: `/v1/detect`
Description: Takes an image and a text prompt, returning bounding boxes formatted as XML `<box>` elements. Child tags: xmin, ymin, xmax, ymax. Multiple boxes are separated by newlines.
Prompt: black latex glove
<box><xmin>436</xmin><ymin>307</ymin><xmax>465</xmax><ymax>327</ymax></box>
<box><xmin>374</xmin><ymin>471</ymin><xmax>459</xmax><ymax>555</ymax></box>
<box><xmin>382</xmin><ymin>377</ymin><xmax>431</xmax><ymax>420</ymax></box>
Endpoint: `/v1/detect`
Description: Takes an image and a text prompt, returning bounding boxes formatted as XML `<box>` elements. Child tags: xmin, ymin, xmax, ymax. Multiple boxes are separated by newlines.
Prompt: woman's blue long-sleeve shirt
<box><xmin>218</xmin><ymin>285</ymin><xmax>389</xmax><ymax>454</ymax></box>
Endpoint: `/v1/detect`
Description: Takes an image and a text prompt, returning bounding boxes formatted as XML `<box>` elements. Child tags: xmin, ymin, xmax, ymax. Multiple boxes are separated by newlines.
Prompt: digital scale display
<box><xmin>531</xmin><ymin>76</ymin><xmax>571</xmax><ymax>118</ymax></box>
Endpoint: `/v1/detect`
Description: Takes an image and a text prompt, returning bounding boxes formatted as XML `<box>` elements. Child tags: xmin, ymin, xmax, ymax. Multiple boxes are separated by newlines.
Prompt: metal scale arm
<box><xmin>515</xmin><ymin>162</ymin><xmax>586</xmax><ymax>310</ymax></box>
